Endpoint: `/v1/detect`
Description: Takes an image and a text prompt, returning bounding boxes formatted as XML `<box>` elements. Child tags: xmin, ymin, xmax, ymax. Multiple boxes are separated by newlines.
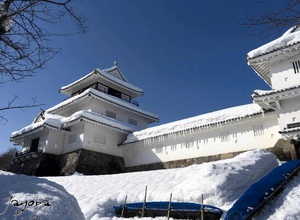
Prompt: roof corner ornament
<box><xmin>114</xmin><ymin>61</ymin><xmax>118</xmax><ymax>67</ymax></box>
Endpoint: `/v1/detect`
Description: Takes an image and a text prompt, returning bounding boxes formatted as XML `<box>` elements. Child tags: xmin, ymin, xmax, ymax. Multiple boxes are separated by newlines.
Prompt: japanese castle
<box><xmin>9</xmin><ymin>25</ymin><xmax>300</xmax><ymax>175</ymax></box>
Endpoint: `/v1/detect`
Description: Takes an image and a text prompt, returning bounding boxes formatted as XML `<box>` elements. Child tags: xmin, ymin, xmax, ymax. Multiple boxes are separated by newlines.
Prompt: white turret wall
<box><xmin>122</xmin><ymin>112</ymin><xmax>281</xmax><ymax>167</ymax></box>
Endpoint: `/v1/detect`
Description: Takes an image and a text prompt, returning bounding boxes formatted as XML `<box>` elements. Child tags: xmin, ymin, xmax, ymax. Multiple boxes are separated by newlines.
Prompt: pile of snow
<box><xmin>46</xmin><ymin>149</ymin><xmax>278</xmax><ymax>219</ymax></box>
<box><xmin>0</xmin><ymin>171</ymin><xmax>84</xmax><ymax>220</ymax></box>
<box><xmin>248</xmin><ymin>25</ymin><xmax>300</xmax><ymax>59</ymax></box>
<box><xmin>125</xmin><ymin>103</ymin><xmax>264</xmax><ymax>143</ymax></box>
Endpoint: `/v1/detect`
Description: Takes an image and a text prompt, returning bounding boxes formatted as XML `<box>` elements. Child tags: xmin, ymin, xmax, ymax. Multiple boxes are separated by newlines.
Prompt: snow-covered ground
<box><xmin>1</xmin><ymin>149</ymin><xmax>299</xmax><ymax>220</ymax></box>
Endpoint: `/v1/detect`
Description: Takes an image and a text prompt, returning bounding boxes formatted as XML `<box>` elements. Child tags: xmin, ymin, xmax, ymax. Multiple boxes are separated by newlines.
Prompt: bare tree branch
<box><xmin>245</xmin><ymin>0</ymin><xmax>300</xmax><ymax>38</ymax></box>
<box><xmin>0</xmin><ymin>0</ymin><xmax>87</xmax><ymax>122</ymax></box>
<box><xmin>0</xmin><ymin>95</ymin><xmax>44</xmax><ymax>111</ymax></box>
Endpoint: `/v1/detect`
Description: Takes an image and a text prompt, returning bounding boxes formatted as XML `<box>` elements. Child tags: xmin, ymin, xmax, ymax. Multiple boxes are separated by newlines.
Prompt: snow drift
<box><xmin>0</xmin><ymin>171</ymin><xmax>84</xmax><ymax>220</ymax></box>
<box><xmin>46</xmin><ymin>149</ymin><xmax>278</xmax><ymax>219</ymax></box>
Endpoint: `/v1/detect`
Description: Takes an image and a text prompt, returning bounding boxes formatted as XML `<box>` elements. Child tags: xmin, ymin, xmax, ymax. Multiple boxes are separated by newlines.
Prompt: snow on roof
<box><xmin>247</xmin><ymin>25</ymin><xmax>300</xmax><ymax>59</ymax></box>
<box><xmin>96</xmin><ymin>68</ymin><xmax>143</xmax><ymax>94</ymax></box>
<box><xmin>124</xmin><ymin>103</ymin><xmax>265</xmax><ymax>144</ymax></box>
<box><xmin>11</xmin><ymin>110</ymin><xmax>140</xmax><ymax>139</ymax></box>
<box><xmin>60</xmin><ymin>67</ymin><xmax>143</xmax><ymax>95</ymax></box>
<box><xmin>47</xmin><ymin>88</ymin><xmax>159</xmax><ymax>121</ymax></box>
<box><xmin>252</xmin><ymin>84</ymin><xmax>300</xmax><ymax>98</ymax></box>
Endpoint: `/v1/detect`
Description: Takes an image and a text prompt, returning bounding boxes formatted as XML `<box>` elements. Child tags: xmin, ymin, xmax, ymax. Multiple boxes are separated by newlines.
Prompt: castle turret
<box><xmin>248</xmin><ymin>25</ymin><xmax>300</xmax><ymax>158</ymax></box>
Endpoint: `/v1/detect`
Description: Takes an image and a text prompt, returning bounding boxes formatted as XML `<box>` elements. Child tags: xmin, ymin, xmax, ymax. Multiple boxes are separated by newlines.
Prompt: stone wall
<box><xmin>8</xmin><ymin>152</ymin><xmax>44</xmax><ymax>175</ymax></box>
<box><xmin>9</xmin><ymin>149</ymin><xmax>125</xmax><ymax>176</ymax></box>
<box><xmin>75</xmin><ymin>149</ymin><xmax>125</xmax><ymax>175</ymax></box>
<box><xmin>267</xmin><ymin>138</ymin><xmax>296</xmax><ymax>161</ymax></box>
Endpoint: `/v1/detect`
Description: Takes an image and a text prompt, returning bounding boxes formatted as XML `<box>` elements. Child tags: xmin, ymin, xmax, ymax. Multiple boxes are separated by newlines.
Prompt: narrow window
<box><xmin>106</xmin><ymin>110</ymin><xmax>116</xmax><ymax>119</ymax></box>
<box><xmin>128</xmin><ymin>118</ymin><xmax>137</xmax><ymax>126</ymax></box>
<box><xmin>185</xmin><ymin>138</ymin><xmax>194</xmax><ymax>148</ymax></box>
<box><xmin>155</xmin><ymin>146</ymin><xmax>163</xmax><ymax>153</ymax></box>
<box><xmin>253</xmin><ymin>124</ymin><xmax>264</xmax><ymax>136</ymax></box>
<box><xmin>292</xmin><ymin>60</ymin><xmax>300</xmax><ymax>73</ymax></box>
<box><xmin>121</xmin><ymin>94</ymin><xmax>130</xmax><ymax>102</ymax></box>
<box><xmin>220</xmin><ymin>131</ymin><xmax>230</xmax><ymax>142</ymax></box>
<box><xmin>93</xmin><ymin>133</ymin><xmax>106</xmax><ymax>144</ymax></box>
<box><xmin>99</xmin><ymin>84</ymin><xmax>108</xmax><ymax>93</ymax></box>
<box><xmin>68</xmin><ymin>134</ymin><xmax>77</xmax><ymax>144</ymax></box>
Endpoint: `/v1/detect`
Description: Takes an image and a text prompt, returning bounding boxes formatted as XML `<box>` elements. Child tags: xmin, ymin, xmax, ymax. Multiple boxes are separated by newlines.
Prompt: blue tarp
<box><xmin>224</xmin><ymin>160</ymin><xmax>300</xmax><ymax>220</ymax></box>
<box><xmin>114</xmin><ymin>201</ymin><xmax>223</xmax><ymax>216</ymax></box>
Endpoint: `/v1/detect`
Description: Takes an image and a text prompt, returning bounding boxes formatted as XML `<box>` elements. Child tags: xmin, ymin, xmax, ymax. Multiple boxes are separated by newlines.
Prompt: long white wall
<box><xmin>122</xmin><ymin>112</ymin><xmax>281</xmax><ymax>167</ymax></box>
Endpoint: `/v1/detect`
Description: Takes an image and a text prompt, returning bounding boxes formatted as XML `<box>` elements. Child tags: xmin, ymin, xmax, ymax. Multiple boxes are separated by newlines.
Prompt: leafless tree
<box><xmin>0</xmin><ymin>147</ymin><xmax>18</xmax><ymax>171</ymax></box>
<box><xmin>0</xmin><ymin>0</ymin><xmax>86</xmax><ymax>120</ymax></box>
<box><xmin>245</xmin><ymin>0</ymin><xmax>300</xmax><ymax>38</ymax></box>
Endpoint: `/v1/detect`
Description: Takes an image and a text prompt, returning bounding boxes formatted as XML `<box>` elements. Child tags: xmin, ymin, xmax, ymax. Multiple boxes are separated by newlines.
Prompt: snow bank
<box><xmin>248</xmin><ymin>25</ymin><xmax>300</xmax><ymax>59</ymax></box>
<box><xmin>46</xmin><ymin>149</ymin><xmax>278</xmax><ymax>220</ymax></box>
<box><xmin>125</xmin><ymin>103</ymin><xmax>263</xmax><ymax>143</ymax></box>
<box><xmin>0</xmin><ymin>171</ymin><xmax>84</xmax><ymax>220</ymax></box>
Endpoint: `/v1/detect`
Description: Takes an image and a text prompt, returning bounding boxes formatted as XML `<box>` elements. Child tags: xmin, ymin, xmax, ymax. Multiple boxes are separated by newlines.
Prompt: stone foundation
<box><xmin>75</xmin><ymin>149</ymin><xmax>125</xmax><ymax>175</ymax></box>
<box><xmin>8</xmin><ymin>151</ymin><xmax>44</xmax><ymax>175</ymax></box>
<box><xmin>267</xmin><ymin>138</ymin><xmax>296</xmax><ymax>161</ymax></box>
<box><xmin>9</xmin><ymin>149</ymin><xmax>125</xmax><ymax>176</ymax></box>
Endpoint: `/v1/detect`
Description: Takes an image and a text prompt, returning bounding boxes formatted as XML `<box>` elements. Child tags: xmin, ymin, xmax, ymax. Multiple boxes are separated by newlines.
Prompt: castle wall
<box><xmin>42</xmin><ymin>130</ymin><xmax>65</xmax><ymax>155</ymax></box>
<box><xmin>90</xmin><ymin>98</ymin><xmax>149</xmax><ymax>128</ymax></box>
<box><xmin>62</xmin><ymin>123</ymin><xmax>84</xmax><ymax>154</ymax></box>
<box><xmin>277</xmin><ymin>96</ymin><xmax>300</xmax><ymax>130</ymax></box>
<box><xmin>270</xmin><ymin>51</ymin><xmax>300</xmax><ymax>89</ymax></box>
<box><xmin>122</xmin><ymin>112</ymin><xmax>281</xmax><ymax>167</ymax></box>
<box><xmin>82</xmin><ymin>122</ymin><xmax>127</xmax><ymax>157</ymax></box>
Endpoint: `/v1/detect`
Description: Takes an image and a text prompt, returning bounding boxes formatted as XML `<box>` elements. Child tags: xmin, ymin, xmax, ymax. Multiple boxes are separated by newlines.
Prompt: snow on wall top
<box><xmin>252</xmin><ymin>84</ymin><xmax>300</xmax><ymax>98</ymax></box>
<box><xmin>46</xmin><ymin>88</ymin><xmax>159</xmax><ymax>121</ymax></box>
<box><xmin>247</xmin><ymin>25</ymin><xmax>300</xmax><ymax>59</ymax></box>
<box><xmin>60</xmin><ymin>67</ymin><xmax>143</xmax><ymax>95</ymax></box>
<box><xmin>11</xmin><ymin>110</ymin><xmax>140</xmax><ymax>139</ymax></box>
<box><xmin>124</xmin><ymin>103</ymin><xmax>264</xmax><ymax>144</ymax></box>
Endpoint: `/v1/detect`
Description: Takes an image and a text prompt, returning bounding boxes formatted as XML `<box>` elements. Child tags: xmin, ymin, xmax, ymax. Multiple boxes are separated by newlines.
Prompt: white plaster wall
<box><xmin>55</xmin><ymin>98</ymin><xmax>92</xmax><ymax>117</ymax></box>
<box><xmin>277</xmin><ymin>96</ymin><xmax>300</xmax><ymax>130</ymax></box>
<box><xmin>62</xmin><ymin>123</ymin><xmax>84</xmax><ymax>154</ymax></box>
<box><xmin>21</xmin><ymin>129</ymin><xmax>64</xmax><ymax>155</ymax></box>
<box><xmin>122</xmin><ymin>113</ymin><xmax>281</xmax><ymax>167</ymax></box>
<box><xmin>82</xmin><ymin>122</ymin><xmax>127</xmax><ymax>157</ymax></box>
<box><xmin>22</xmin><ymin>131</ymin><xmax>48</xmax><ymax>152</ymax></box>
<box><xmin>43</xmin><ymin>130</ymin><xmax>65</xmax><ymax>155</ymax></box>
<box><xmin>270</xmin><ymin>56</ymin><xmax>300</xmax><ymax>89</ymax></box>
<box><xmin>90</xmin><ymin>98</ymin><xmax>151</xmax><ymax>128</ymax></box>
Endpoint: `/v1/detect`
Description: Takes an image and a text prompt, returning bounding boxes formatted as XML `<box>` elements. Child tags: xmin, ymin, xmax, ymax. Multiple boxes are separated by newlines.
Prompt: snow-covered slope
<box><xmin>46</xmin><ymin>150</ymin><xmax>278</xmax><ymax>219</ymax></box>
<box><xmin>1</xmin><ymin>150</ymin><xmax>299</xmax><ymax>220</ymax></box>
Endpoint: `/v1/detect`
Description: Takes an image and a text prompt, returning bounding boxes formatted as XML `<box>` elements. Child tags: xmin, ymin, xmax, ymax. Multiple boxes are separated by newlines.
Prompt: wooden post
<box><xmin>167</xmin><ymin>193</ymin><xmax>172</xmax><ymax>220</ymax></box>
<box><xmin>201</xmin><ymin>194</ymin><xmax>204</xmax><ymax>220</ymax></box>
<box><xmin>121</xmin><ymin>195</ymin><xmax>127</xmax><ymax>217</ymax></box>
<box><xmin>141</xmin><ymin>186</ymin><xmax>147</xmax><ymax>217</ymax></box>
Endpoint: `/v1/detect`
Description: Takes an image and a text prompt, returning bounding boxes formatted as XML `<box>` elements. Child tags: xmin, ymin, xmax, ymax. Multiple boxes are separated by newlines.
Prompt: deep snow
<box><xmin>1</xmin><ymin>150</ymin><xmax>300</xmax><ymax>220</ymax></box>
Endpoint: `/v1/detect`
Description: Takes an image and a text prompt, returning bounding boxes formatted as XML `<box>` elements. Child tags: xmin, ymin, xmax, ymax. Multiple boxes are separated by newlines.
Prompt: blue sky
<box><xmin>1</xmin><ymin>0</ymin><xmax>282</xmax><ymax>153</ymax></box>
